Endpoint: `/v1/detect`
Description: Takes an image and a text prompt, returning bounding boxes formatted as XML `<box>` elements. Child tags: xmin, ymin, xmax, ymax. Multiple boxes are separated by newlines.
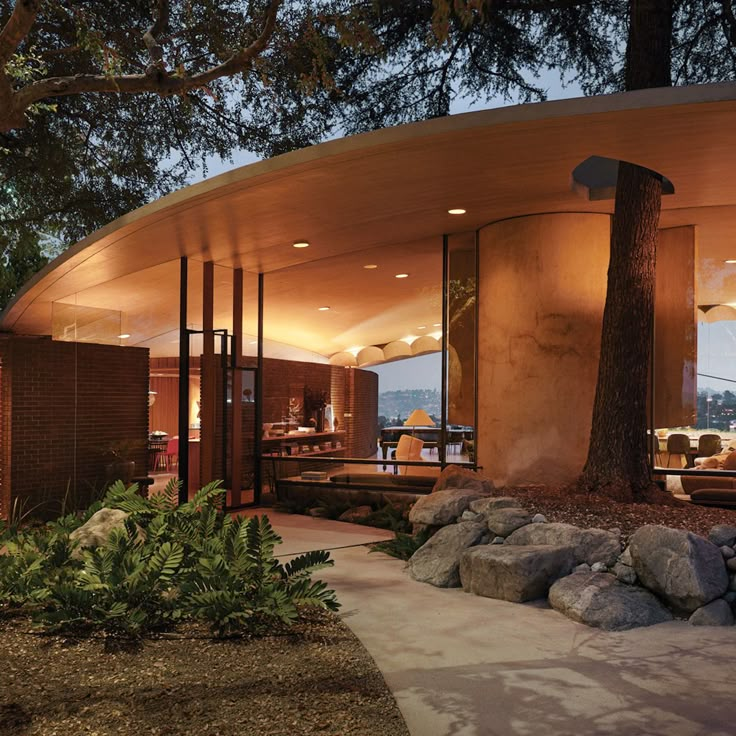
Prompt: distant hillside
<box><xmin>378</xmin><ymin>389</ymin><xmax>440</xmax><ymax>424</ymax></box>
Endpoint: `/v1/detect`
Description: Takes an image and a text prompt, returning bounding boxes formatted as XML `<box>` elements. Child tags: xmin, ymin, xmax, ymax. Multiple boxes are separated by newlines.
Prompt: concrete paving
<box><xmin>259</xmin><ymin>511</ymin><xmax>736</xmax><ymax>736</ymax></box>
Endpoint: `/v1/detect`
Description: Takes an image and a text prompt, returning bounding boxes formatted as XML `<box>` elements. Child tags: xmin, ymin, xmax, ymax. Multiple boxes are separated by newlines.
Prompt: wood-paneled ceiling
<box><xmin>3</xmin><ymin>83</ymin><xmax>736</xmax><ymax>358</ymax></box>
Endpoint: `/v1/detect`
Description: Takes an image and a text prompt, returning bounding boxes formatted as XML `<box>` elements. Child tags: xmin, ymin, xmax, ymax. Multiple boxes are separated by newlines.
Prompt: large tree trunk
<box><xmin>578</xmin><ymin>0</ymin><xmax>673</xmax><ymax>502</ymax></box>
<box><xmin>580</xmin><ymin>162</ymin><xmax>662</xmax><ymax>501</ymax></box>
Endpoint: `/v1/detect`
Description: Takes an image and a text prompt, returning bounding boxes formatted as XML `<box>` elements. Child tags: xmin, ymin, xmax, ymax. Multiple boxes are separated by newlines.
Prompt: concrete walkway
<box><xmin>260</xmin><ymin>511</ymin><xmax>736</xmax><ymax>736</ymax></box>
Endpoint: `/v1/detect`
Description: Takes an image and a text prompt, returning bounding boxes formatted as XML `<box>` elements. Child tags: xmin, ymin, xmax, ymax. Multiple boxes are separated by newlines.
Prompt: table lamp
<box><xmin>404</xmin><ymin>408</ymin><xmax>435</xmax><ymax>435</ymax></box>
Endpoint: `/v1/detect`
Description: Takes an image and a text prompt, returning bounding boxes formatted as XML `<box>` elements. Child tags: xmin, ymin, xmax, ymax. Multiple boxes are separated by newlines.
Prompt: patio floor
<box><xmin>256</xmin><ymin>510</ymin><xmax>736</xmax><ymax>736</ymax></box>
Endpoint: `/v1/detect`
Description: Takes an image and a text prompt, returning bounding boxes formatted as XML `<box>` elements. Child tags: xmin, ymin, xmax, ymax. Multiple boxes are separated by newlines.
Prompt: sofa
<box><xmin>679</xmin><ymin>452</ymin><xmax>736</xmax><ymax>507</ymax></box>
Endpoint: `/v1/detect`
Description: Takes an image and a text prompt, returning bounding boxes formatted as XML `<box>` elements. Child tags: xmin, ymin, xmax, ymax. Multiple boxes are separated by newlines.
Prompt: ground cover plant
<box><xmin>0</xmin><ymin>480</ymin><xmax>339</xmax><ymax>637</ymax></box>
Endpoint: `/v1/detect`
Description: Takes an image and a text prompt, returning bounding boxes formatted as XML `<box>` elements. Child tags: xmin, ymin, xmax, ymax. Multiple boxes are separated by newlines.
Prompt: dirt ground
<box><xmin>0</xmin><ymin>610</ymin><xmax>409</xmax><ymax>736</ymax></box>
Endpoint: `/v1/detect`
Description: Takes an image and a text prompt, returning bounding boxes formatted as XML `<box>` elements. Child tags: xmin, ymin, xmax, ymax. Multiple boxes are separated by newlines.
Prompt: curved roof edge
<box><xmin>3</xmin><ymin>81</ymin><xmax>736</xmax><ymax>329</ymax></box>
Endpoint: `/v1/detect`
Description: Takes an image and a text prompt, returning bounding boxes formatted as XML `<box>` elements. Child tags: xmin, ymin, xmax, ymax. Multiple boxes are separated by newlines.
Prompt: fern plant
<box><xmin>370</xmin><ymin>526</ymin><xmax>432</xmax><ymax>561</ymax></box>
<box><xmin>1</xmin><ymin>479</ymin><xmax>340</xmax><ymax>637</ymax></box>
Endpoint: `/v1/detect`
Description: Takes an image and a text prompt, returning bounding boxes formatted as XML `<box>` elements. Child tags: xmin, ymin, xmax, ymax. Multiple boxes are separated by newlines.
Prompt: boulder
<box><xmin>613</xmin><ymin>562</ymin><xmax>637</xmax><ymax>585</ymax></box>
<box><xmin>532</xmin><ymin>513</ymin><xmax>547</xmax><ymax>524</ymax></box>
<box><xmin>70</xmin><ymin>508</ymin><xmax>130</xmax><ymax>557</ymax></box>
<box><xmin>408</xmin><ymin>521</ymin><xmax>489</xmax><ymax>587</ymax></box>
<box><xmin>486</xmin><ymin>508</ymin><xmax>532</xmax><ymax>537</ymax></box>
<box><xmin>409</xmin><ymin>488</ymin><xmax>487</xmax><ymax>527</ymax></box>
<box><xmin>721</xmin><ymin>546</ymin><xmax>735</xmax><ymax>560</ymax></box>
<box><xmin>460</xmin><ymin>510</ymin><xmax>479</xmax><ymax>521</ymax></box>
<box><xmin>431</xmin><ymin>465</ymin><xmax>494</xmax><ymax>495</ymax></box>
<box><xmin>469</xmin><ymin>496</ymin><xmax>521</xmax><ymax>515</ymax></box>
<box><xmin>338</xmin><ymin>505</ymin><xmax>373</xmax><ymax>523</ymax></box>
<box><xmin>728</xmin><ymin>558</ymin><xmax>736</xmax><ymax>572</ymax></box>
<box><xmin>460</xmin><ymin>544</ymin><xmax>575</xmax><ymax>603</ymax></box>
<box><xmin>505</xmin><ymin>522</ymin><xmax>621</xmax><ymax>567</ymax></box>
<box><xmin>688</xmin><ymin>599</ymin><xmax>735</xmax><ymax>627</ymax></box>
<box><xmin>549</xmin><ymin>572</ymin><xmax>673</xmax><ymax>631</ymax></box>
<box><xmin>591</xmin><ymin>562</ymin><xmax>608</xmax><ymax>573</ymax></box>
<box><xmin>629</xmin><ymin>525</ymin><xmax>729</xmax><ymax>615</ymax></box>
<box><xmin>709</xmin><ymin>525</ymin><xmax>736</xmax><ymax>548</ymax></box>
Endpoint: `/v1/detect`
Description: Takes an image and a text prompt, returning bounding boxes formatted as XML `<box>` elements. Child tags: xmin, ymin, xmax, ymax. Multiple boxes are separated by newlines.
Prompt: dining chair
<box><xmin>161</xmin><ymin>436</ymin><xmax>179</xmax><ymax>471</ymax></box>
<box><xmin>665</xmin><ymin>433</ymin><xmax>691</xmax><ymax>468</ymax></box>
<box><xmin>393</xmin><ymin>434</ymin><xmax>424</xmax><ymax>475</ymax></box>
<box><xmin>697</xmin><ymin>433</ymin><xmax>721</xmax><ymax>458</ymax></box>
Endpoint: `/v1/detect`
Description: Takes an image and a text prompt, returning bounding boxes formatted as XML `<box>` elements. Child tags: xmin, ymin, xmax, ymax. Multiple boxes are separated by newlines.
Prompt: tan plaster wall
<box><xmin>477</xmin><ymin>213</ymin><xmax>611</xmax><ymax>487</ymax></box>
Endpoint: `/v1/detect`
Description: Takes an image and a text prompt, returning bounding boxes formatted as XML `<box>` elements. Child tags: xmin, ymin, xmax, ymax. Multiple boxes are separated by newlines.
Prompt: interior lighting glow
<box><xmin>318</xmin><ymin>306</ymin><xmax>330</xmax><ymax>311</ymax></box>
<box><xmin>433</xmin><ymin>323</ymin><xmax>441</xmax><ymax>327</ymax></box>
<box><xmin>395</xmin><ymin>273</ymin><xmax>409</xmax><ymax>279</ymax></box>
<box><xmin>293</xmin><ymin>240</ymin><xmax>310</xmax><ymax>248</ymax></box>
<box><xmin>725</xmin><ymin>259</ymin><xmax>736</xmax><ymax>264</ymax></box>
<box><xmin>345</xmin><ymin>346</ymin><xmax>363</xmax><ymax>357</ymax></box>
<box><xmin>448</xmin><ymin>208</ymin><xmax>466</xmax><ymax>215</ymax></box>
<box><xmin>364</xmin><ymin>264</ymin><xmax>378</xmax><ymax>269</ymax></box>
<box><xmin>118</xmin><ymin>333</ymin><xmax>131</xmax><ymax>339</ymax></box>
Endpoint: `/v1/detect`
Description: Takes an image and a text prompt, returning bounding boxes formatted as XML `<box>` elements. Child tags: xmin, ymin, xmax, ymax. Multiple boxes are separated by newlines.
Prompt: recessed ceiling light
<box><xmin>318</xmin><ymin>306</ymin><xmax>330</xmax><ymax>311</ymax></box>
<box><xmin>433</xmin><ymin>323</ymin><xmax>441</xmax><ymax>327</ymax></box>
<box><xmin>395</xmin><ymin>273</ymin><xmax>409</xmax><ymax>279</ymax></box>
<box><xmin>118</xmin><ymin>334</ymin><xmax>131</xmax><ymax>339</ymax></box>
<box><xmin>417</xmin><ymin>325</ymin><xmax>426</xmax><ymax>329</ymax></box>
<box><xmin>448</xmin><ymin>208</ymin><xmax>466</xmax><ymax>215</ymax></box>
<box><xmin>293</xmin><ymin>240</ymin><xmax>310</xmax><ymax>248</ymax></box>
<box><xmin>725</xmin><ymin>259</ymin><xmax>736</xmax><ymax>264</ymax></box>
<box><xmin>364</xmin><ymin>264</ymin><xmax>378</xmax><ymax>269</ymax></box>
<box><xmin>249</xmin><ymin>340</ymin><xmax>257</xmax><ymax>344</ymax></box>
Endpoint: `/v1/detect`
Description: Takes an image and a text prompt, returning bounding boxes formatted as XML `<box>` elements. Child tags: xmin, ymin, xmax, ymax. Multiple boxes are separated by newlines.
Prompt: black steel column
<box><xmin>441</xmin><ymin>234</ymin><xmax>449</xmax><ymax>467</ymax></box>
<box><xmin>177</xmin><ymin>257</ymin><xmax>190</xmax><ymax>504</ymax></box>
<box><xmin>473</xmin><ymin>229</ymin><xmax>480</xmax><ymax>470</ymax></box>
<box><xmin>254</xmin><ymin>272</ymin><xmax>264</xmax><ymax>504</ymax></box>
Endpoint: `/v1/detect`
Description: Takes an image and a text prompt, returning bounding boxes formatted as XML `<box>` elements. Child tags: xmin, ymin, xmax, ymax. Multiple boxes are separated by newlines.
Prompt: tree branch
<box><xmin>1</xmin><ymin>0</ymin><xmax>282</xmax><ymax>132</ymax></box>
<box><xmin>0</xmin><ymin>0</ymin><xmax>41</xmax><ymax>66</ymax></box>
<box><xmin>143</xmin><ymin>0</ymin><xmax>170</xmax><ymax>75</ymax></box>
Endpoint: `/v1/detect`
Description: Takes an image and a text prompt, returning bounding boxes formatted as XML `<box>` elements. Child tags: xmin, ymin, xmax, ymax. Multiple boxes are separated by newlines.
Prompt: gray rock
<box><xmin>308</xmin><ymin>507</ymin><xmax>331</xmax><ymax>518</ymax></box>
<box><xmin>337</xmin><ymin>505</ymin><xmax>373</xmax><ymax>523</ymax></box>
<box><xmin>720</xmin><ymin>546</ymin><xmax>735</xmax><ymax>560</ymax></box>
<box><xmin>505</xmin><ymin>522</ymin><xmax>621</xmax><ymax>567</ymax></box>
<box><xmin>619</xmin><ymin>547</ymin><xmax>633</xmax><ymax>566</ymax></box>
<box><xmin>491</xmin><ymin>536</ymin><xmax>505</xmax><ymax>545</ymax></box>
<box><xmin>460</xmin><ymin>510</ymin><xmax>479</xmax><ymax>521</ymax></box>
<box><xmin>432</xmin><ymin>465</ymin><xmax>494</xmax><ymax>495</ymax></box>
<box><xmin>727</xmin><ymin>558</ymin><xmax>736</xmax><ymax>572</ymax></box>
<box><xmin>70</xmin><ymin>508</ymin><xmax>131</xmax><ymax>558</ymax></box>
<box><xmin>460</xmin><ymin>544</ymin><xmax>575</xmax><ymax>603</ymax></box>
<box><xmin>532</xmin><ymin>513</ymin><xmax>547</xmax><ymax>524</ymax></box>
<box><xmin>591</xmin><ymin>561</ymin><xmax>608</xmax><ymax>573</ymax></box>
<box><xmin>469</xmin><ymin>496</ymin><xmax>522</xmax><ymax>515</ymax></box>
<box><xmin>613</xmin><ymin>562</ymin><xmax>638</xmax><ymax>585</ymax></box>
<box><xmin>688</xmin><ymin>599</ymin><xmax>735</xmax><ymax>626</ymax></box>
<box><xmin>629</xmin><ymin>525</ymin><xmax>729</xmax><ymax>615</ymax></box>
<box><xmin>731</xmin><ymin>574</ymin><xmax>736</xmax><ymax>592</ymax></box>
<box><xmin>486</xmin><ymin>508</ymin><xmax>532</xmax><ymax>537</ymax></box>
<box><xmin>709</xmin><ymin>525</ymin><xmax>736</xmax><ymax>547</ymax></box>
<box><xmin>549</xmin><ymin>572</ymin><xmax>673</xmax><ymax>631</ymax></box>
<box><xmin>408</xmin><ymin>521</ymin><xmax>489</xmax><ymax>588</ymax></box>
<box><xmin>574</xmin><ymin>563</ymin><xmax>592</xmax><ymax>573</ymax></box>
<box><xmin>409</xmin><ymin>488</ymin><xmax>487</xmax><ymax>527</ymax></box>
<box><xmin>723</xmin><ymin>591</ymin><xmax>736</xmax><ymax>605</ymax></box>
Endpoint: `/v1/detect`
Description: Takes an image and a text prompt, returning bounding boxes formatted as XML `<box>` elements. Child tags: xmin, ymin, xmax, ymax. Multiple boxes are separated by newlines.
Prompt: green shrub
<box><xmin>370</xmin><ymin>526</ymin><xmax>431</xmax><ymax>561</ymax></box>
<box><xmin>0</xmin><ymin>480</ymin><xmax>339</xmax><ymax>637</ymax></box>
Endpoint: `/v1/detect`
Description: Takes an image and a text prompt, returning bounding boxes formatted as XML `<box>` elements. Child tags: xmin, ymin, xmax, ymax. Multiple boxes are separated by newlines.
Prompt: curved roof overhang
<box><xmin>3</xmin><ymin>82</ymin><xmax>736</xmax><ymax>357</ymax></box>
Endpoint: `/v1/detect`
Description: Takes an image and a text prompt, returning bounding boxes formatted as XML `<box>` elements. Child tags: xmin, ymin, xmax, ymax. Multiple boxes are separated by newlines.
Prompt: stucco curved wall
<box><xmin>477</xmin><ymin>213</ymin><xmax>611</xmax><ymax>487</ymax></box>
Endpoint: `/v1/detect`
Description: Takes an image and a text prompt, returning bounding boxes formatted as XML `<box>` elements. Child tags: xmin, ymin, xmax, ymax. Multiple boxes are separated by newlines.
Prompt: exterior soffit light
<box><xmin>395</xmin><ymin>273</ymin><xmax>409</xmax><ymax>279</ymax></box>
<box><xmin>448</xmin><ymin>208</ymin><xmax>466</xmax><ymax>215</ymax></box>
<box><xmin>725</xmin><ymin>259</ymin><xmax>736</xmax><ymax>264</ymax></box>
<box><xmin>293</xmin><ymin>240</ymin><xmax>310</xmax><ymax>248</ymax></box>
<box><xmin>318</xmin><ymin>306</ymin><xmax>330</xmax><ymax>311</ymax></box>
<box><xmin>364</xmin><ymin>264</ymin><xmax>378</xmax><ymax>269</ymax></box>
<box><xmin>118</xmin><ymin>333</ymin><xmax>131</xmax><ymax>339</ymax></box>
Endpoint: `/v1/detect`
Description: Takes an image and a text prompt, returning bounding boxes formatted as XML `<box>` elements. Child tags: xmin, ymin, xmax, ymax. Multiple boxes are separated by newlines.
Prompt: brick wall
<box><xmin>0</xmin><ymin>335</ymin><xmax>149</xmax><ymax>517</ymax></box>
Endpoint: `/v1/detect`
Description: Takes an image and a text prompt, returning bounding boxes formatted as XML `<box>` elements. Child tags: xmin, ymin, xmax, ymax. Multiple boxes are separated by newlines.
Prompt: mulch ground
<box><xmin>0</xmin><ymin>610</ymin><xmax>409</xmax><ymax>736</ymax></box>
<box><xmin>505</xmin><ymin>484</ymin><xmax>736</xmax><ymax>545</ymax></box>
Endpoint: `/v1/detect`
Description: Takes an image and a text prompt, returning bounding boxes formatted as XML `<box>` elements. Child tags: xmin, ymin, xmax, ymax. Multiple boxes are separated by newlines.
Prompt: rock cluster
<box><xmin>403</xmin><ymin>473</ymin><xmax>736</xmax><ymax>631</ymax></box>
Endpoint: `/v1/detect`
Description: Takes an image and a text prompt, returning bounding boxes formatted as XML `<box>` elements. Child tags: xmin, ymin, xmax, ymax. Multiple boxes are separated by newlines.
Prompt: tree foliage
<box><xmin>0</xmin><ymin>0</ymin><xmax>341</xmax><ymax>308</ymax></box>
